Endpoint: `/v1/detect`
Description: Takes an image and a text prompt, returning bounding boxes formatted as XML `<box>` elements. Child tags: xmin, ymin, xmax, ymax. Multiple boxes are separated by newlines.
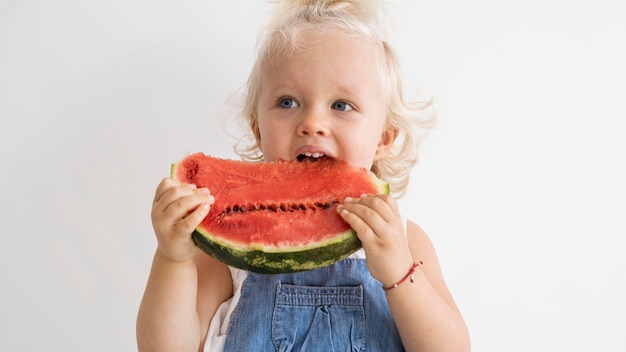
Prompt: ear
<box><xmin>374</xmin><ymin>125</ymin><xmax>398</xmax><ymax>160</ymax></box>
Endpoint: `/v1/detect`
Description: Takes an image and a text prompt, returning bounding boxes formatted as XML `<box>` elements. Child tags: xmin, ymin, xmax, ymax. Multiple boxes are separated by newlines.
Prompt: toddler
<box><xmin>137</xmin><ymin>1</ymin><xmax>470</xmax><ymax>351</ymax></box>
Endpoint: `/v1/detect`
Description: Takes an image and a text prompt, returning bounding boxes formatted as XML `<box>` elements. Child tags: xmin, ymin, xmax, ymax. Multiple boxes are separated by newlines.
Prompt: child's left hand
<box><xmin>337</xmin><ymin>194</ymin><xmax>415</xmax><ymax>288</ymax></box>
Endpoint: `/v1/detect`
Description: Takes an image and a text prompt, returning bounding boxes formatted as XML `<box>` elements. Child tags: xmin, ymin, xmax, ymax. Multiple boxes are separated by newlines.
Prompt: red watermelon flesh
<box><xmin>171</xmin><ymin>153</ymin><xmax>389</xmax><ymax>273</ymax></box>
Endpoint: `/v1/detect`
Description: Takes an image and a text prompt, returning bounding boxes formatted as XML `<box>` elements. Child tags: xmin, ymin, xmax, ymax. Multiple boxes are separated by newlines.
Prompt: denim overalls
<box><xmin>223</xmin><ymin>258</ymin><xmax>405</xmax><ymax>351</ymax></box>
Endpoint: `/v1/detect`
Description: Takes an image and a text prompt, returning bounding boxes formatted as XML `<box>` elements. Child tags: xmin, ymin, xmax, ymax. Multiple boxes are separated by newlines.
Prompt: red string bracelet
<box><xmin>383</xmin><ymin>261</ymin><xmax>424</xmax><ymax>291</ymax></box>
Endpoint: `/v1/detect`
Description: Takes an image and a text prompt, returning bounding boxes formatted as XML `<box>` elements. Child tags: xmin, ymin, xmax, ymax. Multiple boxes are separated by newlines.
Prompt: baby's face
<box><xmin>255</xmin><ymin>31</ymin><xmax>393</xmax><ymax>169</ymax></box>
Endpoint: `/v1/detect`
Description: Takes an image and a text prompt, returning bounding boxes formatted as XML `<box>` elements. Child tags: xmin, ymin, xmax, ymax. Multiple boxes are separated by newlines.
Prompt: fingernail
<box><xmin>344</xmin><ymin>197</ymin><xmax>353</xmax><ymax>203</ymax></box>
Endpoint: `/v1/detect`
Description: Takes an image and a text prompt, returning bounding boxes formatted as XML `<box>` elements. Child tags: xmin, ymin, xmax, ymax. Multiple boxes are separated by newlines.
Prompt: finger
<box><xmin>154</xmin><ymin>177</ymin><xmax>181</xmax><ymax>203</ymax></box>
<box><xmin>339</xmin><ymin>195</ymin><xmax>405</xmax><ymax>243</ymax></box>
<box><xmin>373</xmin><ymin>194</ymin><xmax>400</xmax><ymax>217</ymax></box>
<box><xmin>154</xmin><ymin>178</ymin><xmax>180</xmax><ymax>204</ymax></box>
<box><xmin>173</xmin><ymin>198</ymin><xmax>213</xmax><ymax>235</ymax></box>
<box><xmin>153</xmin><ymin>190</ymin><xmax>211</xmax><ymax>232</ymax></box>
<box><xmin>337</xmin><ymin>205</ymin><xmax>377</xmax><ymax>242</ymax></box>
<box><xmin>344</xmin><ymin>195</ymin><xmax>398</xmax><ymax>224</ymax></box>
<box><xmin>358</xmin><ymin>194</ymin><xmax>399</xmax><ymax>217</ymax></box>
<box><xmin>154</xmin><ymin>181</ymin><xmax>202</xmax><ymax>213</ymax></box>
<box><xmin>153</xmin><ymin>177</ymin><xmax>198</xmax><ymax>204</ymax></box>
<box><xmin>162</xmin><ymin>190</ymin><xmax>214</xmax><ymax>221</ymax></box>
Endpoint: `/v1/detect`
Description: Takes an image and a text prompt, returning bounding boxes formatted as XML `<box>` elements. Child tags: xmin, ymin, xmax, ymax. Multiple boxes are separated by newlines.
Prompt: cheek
<box><xmin>341</xmin><ymin>129</ymin><xmax>380</xmax><ymax>167</ymax></box>
<box><xmin>256</xmin><ymin>122</ymin><xmax>286</xmax><ymax>161</ymax></box>
<box><xmin>256</xmin><ymin>117</ymin><xmax>272</xmax><ymax>147</ymax></box>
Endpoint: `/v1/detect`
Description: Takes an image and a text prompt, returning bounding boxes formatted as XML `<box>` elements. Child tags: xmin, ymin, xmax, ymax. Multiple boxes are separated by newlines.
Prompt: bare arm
<box><xmin>137</xmin><ymin>251</ymin><xmax>201</xmax><ymax>351</ymax></box>
<box><xmin>136</xmin><ymin>178</ymin><xmax>233</xmax><ymax>351</ymax></box>
<box><xmin>384</xmin><ymin>221</ymin><xmax>470</xmax><ymax>352</ymax></box>
<box><xmin>137</xmin><ymin>250</ymin><xmax>232</xmax><ymax>352</ymax></box>
<box><xmin>338</xmin><ymin>195</ymin><xmax>470</xmax><ymax>352</ymax></box>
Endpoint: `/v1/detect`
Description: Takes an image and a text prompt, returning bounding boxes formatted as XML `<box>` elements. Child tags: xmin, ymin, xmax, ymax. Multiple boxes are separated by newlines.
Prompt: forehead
<box><xmin>267</xmin><ymin>29</ymin><xmax>381</xmax><ymax>65</ymax></box>
<box><xmin>260</xmin><ymin>31</ymin><xmax>385</xmax><ymax>91</ymax></box>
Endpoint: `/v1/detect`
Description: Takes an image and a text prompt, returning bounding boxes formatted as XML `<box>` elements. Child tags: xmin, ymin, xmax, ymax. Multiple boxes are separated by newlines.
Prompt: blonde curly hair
<box><xmin>234</xmin><ymin>0</ymin><xmax>436</xmax><ymax>197</ymax></box>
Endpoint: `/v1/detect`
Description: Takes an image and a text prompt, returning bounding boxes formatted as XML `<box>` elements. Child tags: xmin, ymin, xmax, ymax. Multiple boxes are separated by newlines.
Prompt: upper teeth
<box><xmin>303</xmin><ymin>152</ymin><xmax>325</xmax><ymax>158</ymax></box>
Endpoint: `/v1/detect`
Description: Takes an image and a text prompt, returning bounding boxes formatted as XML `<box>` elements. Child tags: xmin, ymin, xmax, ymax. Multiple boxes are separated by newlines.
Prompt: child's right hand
<box><xmin>151</xmin><ymin>177</ymin><xmax>215</xmax><ymax>263</ymax></box>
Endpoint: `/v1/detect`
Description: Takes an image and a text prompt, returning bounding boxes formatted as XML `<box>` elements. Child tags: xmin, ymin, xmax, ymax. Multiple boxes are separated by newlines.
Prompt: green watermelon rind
<box><xmin>192</xmin><ymin>228</ymin><xmax>362</xmax><ymax>274</ymax></box>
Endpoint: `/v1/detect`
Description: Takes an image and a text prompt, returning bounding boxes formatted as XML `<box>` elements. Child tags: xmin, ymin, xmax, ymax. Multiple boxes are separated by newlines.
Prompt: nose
<box><xmin>296</xmin><ymin>108</ymin><xmax>330</xmax><ymax>136</ymax></box>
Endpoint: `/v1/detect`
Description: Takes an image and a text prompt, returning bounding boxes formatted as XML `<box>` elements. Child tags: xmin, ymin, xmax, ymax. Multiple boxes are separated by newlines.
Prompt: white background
<box><xmin>1</xmin><ymin>0</ymin><xmax>624</xmax><ymax>351</ymax></box>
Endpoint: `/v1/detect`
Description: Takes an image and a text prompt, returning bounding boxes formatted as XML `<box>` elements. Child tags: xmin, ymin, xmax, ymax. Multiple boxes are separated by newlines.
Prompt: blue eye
<box><xmin>279</xmin><ymin>97</ymin><xmax>299</xmax><ymax>108</ymax></box>
<box><xmin>331</xmin><ymin>101</ymin><xmax>353</xmax><ymax>111</ymax></box>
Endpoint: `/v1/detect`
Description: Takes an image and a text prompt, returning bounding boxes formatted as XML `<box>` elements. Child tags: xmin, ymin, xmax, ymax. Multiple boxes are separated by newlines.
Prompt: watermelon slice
<box><xmin>171</xmin><ymin>153</ymin><xmax>389</xmax><ymax>273</ymax></box>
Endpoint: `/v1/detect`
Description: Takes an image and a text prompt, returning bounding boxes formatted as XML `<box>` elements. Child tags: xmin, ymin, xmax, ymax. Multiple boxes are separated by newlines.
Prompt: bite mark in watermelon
<box><xmin>171</xmin><ymin>153</ymin><xmax>389</xmax><ymax>273</ymax></box>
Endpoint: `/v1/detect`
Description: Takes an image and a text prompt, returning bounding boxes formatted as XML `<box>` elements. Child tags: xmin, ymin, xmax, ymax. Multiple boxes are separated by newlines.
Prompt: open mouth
<box><xmin>296</xmin><ymin>152</ymin><xmax>327</xmax><ymax>162</ymax></box>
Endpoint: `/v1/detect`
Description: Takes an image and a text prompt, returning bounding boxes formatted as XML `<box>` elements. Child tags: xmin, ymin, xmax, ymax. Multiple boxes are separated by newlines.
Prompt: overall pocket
<box><xmin>272</xmin><ymin>283</ymin><xmax>365</xmax><ymax>352</ymax></box>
